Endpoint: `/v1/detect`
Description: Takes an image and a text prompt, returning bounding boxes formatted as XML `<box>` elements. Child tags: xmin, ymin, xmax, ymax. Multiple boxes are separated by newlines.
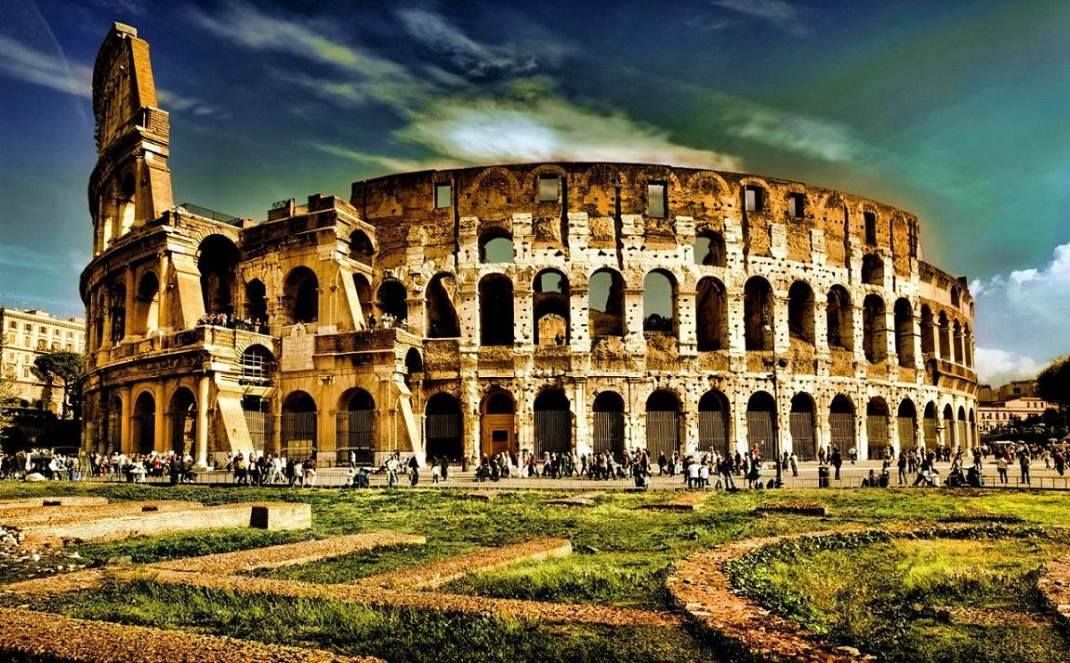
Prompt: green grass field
<box><xmin>1</xmin><ymin>482</ymin><xmax>1068</xmax><ymax>662</ymax></box>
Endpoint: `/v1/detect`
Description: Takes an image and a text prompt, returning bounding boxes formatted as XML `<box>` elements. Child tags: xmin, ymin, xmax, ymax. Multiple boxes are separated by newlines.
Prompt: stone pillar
<box><xmin>123</xmin><ymin>267</ymin><xmax>136</xmax><ymax>340</ymax></box>
<box><xmin>154</xmin><ymin>383</ymin><xmax>166</xmax><ymax>453</ymax></box>
<box><xmin>885</xmin><ymin>308</ymin><xmax>898</xmax><ymax>374</ymax></box>
<box><xmin>572</xmin><ymin>379</ymin><xmax>590</xmax><ymax>455</ymax></box>
<box><xmin>195</xmin><ymin>375</ymin><xmax>210</xmax><ymax>469</ymax></box>
<box><xmin>677</xmin><ymin>286</ymin><xmax>697</xmax><ymax>357</ymax></box>
<box><xmin>158</xmin><ymin>252</ymin><xmax>170</xmax><ymax>332</ymax></box>
<box><xmin>461</xmin><ymin>376</ymin><xmax>480</xmax><ymax>465</ymax></box>
<box><xmin>119</xmin><ymin>386</ymin><xmax>132</xmax><ymax>455</ymax></box>
<box><xmin>513</xmin><ymin>272</ymin><xmax>532</xmax><ymax>348</ymax></box>
<box><xmin>568</xmin><ymin>285</ymin><xmax>590</xmax><ymax>353</ymax></box>
<box><xmin>623</xmin><ymin>288</ymin><xmax>645</xmax><ymax>353</ymax></box>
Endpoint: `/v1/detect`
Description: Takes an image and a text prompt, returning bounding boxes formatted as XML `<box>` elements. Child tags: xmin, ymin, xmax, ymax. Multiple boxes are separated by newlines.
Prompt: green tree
<box><xmin>1037</xmin><ymin>356</ymin><xmax>1070</xmax><ymax>434</ymax></box>
<box><xmin>31</xmin><ymin>351</ymin><xmax>84</xmax><ymax>420</ymax></box>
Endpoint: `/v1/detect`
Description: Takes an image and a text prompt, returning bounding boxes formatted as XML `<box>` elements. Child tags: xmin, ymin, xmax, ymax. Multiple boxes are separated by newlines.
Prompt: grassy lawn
<box><xmin>2</xmin><ymin>482</ymin><xmax>1069</xmax><ymax>662</ymax></box>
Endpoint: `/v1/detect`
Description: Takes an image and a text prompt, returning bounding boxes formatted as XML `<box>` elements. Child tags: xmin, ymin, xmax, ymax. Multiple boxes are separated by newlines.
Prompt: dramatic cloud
<box><xmin>0</xmin><ymin>35</ymin><xmax>90</xmax><ymax>97</ymax></box>
<box><xmin>711</xmin><ymin>0</ymin><xmax>809</xmax><ymax>36</ymax></box>
<box><xmin>974</xmin><ymin>347</ymin><xmax>1044</xmax><ymax>387</ymax></box>
<box><xmin>397</xmin><ymin>8</ymin><xmax>539</xmax><ymax>79</ymax></box>
<box><xmin>971</xmin><ymin>241</ymin><xmax>1070</xmax><ymax>384</ymax></box>
<box><xmin>719</xmin><ymin>97</ymin><xmax>861</xmax><ymax>162</ymax></box>
<box><xmin>308</xmin><ymin>143</ymin><xmax>463</xmax><ymax>173</ymax></box>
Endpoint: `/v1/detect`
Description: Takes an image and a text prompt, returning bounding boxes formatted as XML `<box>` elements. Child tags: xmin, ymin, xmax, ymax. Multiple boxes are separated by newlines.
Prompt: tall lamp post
<box><xmin>762</xmin><ymin>321</ymin><xmax>789</xmax><ymax>488</ymax></box>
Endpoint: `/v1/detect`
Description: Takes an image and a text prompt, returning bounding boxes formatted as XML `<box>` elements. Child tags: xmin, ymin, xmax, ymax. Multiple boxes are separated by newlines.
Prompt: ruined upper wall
<box><xmin>349</xmin><ymin>162</ymin><xmax>924</xmax><ymax>277</ymax></box>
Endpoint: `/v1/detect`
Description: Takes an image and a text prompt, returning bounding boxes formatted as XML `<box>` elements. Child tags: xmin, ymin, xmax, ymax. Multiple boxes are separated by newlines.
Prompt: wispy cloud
<box><xmin>397</xmin><ymin>8</ymin><xmax>539</xmax><ymax>79</ymax></box>
<box><xmin>85</xmin><ymin>0</ymin><xmax>146</xmax><ymax>16</ymax></box>
<box><xmin>0</xmin><ymin>244</ymin><xmax>62</xmax><ymax>274</ymax></box>
<box><xmin>309</xmin><ymin>143</ymin><xmax>463</xmax><ymax>173</ymax></box>
<box><xmin>0</xmin><ymin>35</ymin><xmax>90</xmax><ymax>97</ymax></box>
<box><xmin>157</xmin><ymin>88</ymin><xmax>224</xmax><ymax>118</ymax></box>
<box><xmin>711</xmin><ymin>0</ymin><xmax>809</xmax><ymax>36</ymax></box>
<box><xmin>719</xmin><ymin>97</ymin><xmax>861</xmax><ymax>161</ymax></box>
<box><xmin>971</xmin><ymin>241</ymin><xmax>1070</xmax><ymax>383</ymax></box>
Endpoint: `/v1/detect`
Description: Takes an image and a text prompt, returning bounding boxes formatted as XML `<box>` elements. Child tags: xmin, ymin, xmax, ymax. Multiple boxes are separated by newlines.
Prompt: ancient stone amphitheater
<box><xmin>80</xmin><ymin>23</ymin><xmax>977</xmax><ymax>468</ymax></box>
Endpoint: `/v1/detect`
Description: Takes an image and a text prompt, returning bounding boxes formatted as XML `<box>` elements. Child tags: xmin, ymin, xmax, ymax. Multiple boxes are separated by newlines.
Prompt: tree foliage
<box><xmin>1036</xmin><ymin>356</ymin><xmax>1070</xmax><ymax>409</ymax></box>
<box><xmin>31</xmin><ymin>351</ymin><xmax>84</xmax><ymax>420</ymax></box>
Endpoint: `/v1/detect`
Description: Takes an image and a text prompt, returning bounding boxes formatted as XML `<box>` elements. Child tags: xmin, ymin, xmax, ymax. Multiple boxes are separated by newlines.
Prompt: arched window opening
<box><xmin>861</xmin><ymin>254</ymin><xmax>884</xmax><ymax>286</ymax></box>
<box><xmin>897</xmin><ymin>399</ymin><xmax>918</xmax><ymax>451</ymax></box>
<box><xmin>746</xmin><ymin>391</ymin><xmax>777</xmax><ymax>461</ymax></box>
<box><xmin>829</xmin><ymin>395</ymin><xmax>855</xmax><ymax>454</ymax></box>
<box><xmin>862</xmin><ymin>295</ymin><xmax>887</xmax><ymax>363</ymax></box>
<box><xmin>479</xmin><ymin>229</ymin><xmax>514</xmax><ymax>263</ymax></box>
<box><xmin>643</xmin><ymin>270</ymin><xmax>676</xmax><ymax>335</ymax></box>
<box><xmin>698</xmin><ymin>390</ymin><xmax>730</xmax><ymax>454</ymax></box>
<box><xmin>589</xmin><ymin>268</ymin><xmax>625</xmax><ymax>337</ymax></box>
<box><xmin>744</xmin><ymin>277</ymin><xmax>773</xmax><ymax>351</ymax></box>
<box><xmin>198</xmin><ymin>235</ymin><xmax>240</xmax><ymax>316</ymax></box>
<box><xmin>790</xmin><ymin>393</ymin><xmax>816</xmax><ymax>461</ymax></box>
<box><xmin>240</xmin><ymin>344</ymin><xmax>275</xmax><ymax>385</ymax></box>
<box><xmin>826</xmin><ymin>286</ymin><xmax>853</xmax><ymax>350</ymax></box>
<box><xmin>592</xmin><ymin>391</ymin><xmax>625</xmax><ymax>457</ymax></box>
<box><xmin>479</xmin><ymin>275</ymin><xmax>513</xmax><ymax>346</ymax></box>
<box><xmin>377</xmin><ymin>279</ymin><xmax>408</xmax><ymax>327</ymax></box>
<box><xmin>694</xmin><ymin>231</ymin><xmax>726</xmax><ymax>267</ymax></box>
<box><xmin>787</xmin><ymin>281</ymin><xmax>815</xmax><ymax>344</ymax></box>
<box><xmin>336</xmin><ymin>389</ymin><xmax>373</xmax><ymax>465</ymax></box>
<box><xmin>942</xmin><ymin>403</ymin><xmax>956</xmax><ymax>448</ymax></box>
<box><xmin>353</xmin><ymin>274</ymin><xmax>373</xmax><ymax>327</ymax></box>
<box><xmin>696</xmin><ymin>277</ymin><xmax>727</xmax><ymax>351</ymax></box>
<box><xmin>132</xmin><ymin>391</ymin><xmax>156</xmax><ymax>455</ymax></box>
<box><xmin>923</xmin><ymin>401</ymin><xmax>939</xmax><ymax>448</ymax></box>
<box><xmin>281</xmin><ymin>391</ymin><xmax>317</xmax><ymax>459</ymax></box>
<box><xmin>283</xmin><ymin>267</ymin><xmax>318</xmax><ymax>325</ymax></box>
<box><xmin>109</xmin><ymin>282</ymin><xmax>126</xmax><ymax>342</ymax></box>
<box><xmin>404</xmin><ymin>349</ymin><xmax>423</xmax><ymax>388</ymax></box>
<box><xmin>349</xmin><ymin>229</ymin><xmax>375</xmax><ymax>263</ymax></box>
<box><xmin>169</xmin><ymin>388</ymin><xmax>197</xmax><ymax>457</ymax></box>
<box><xmin>533</xmin><ymin>269</ymin><xmax>570</xmax><ymax>346</ymax></box>
<box><xmin>964</xmin><ymin>325</ymin><xmax>973</xmax><ymax>368</ymax></box>
<box><xmin>894</xmin><ymin>298</ymin><xmax>914</xmax><ymax>367</ymax></box>
<box><xmin>646</xmin><ymin>390</ymin><xmax>681</xmax><ymax>458</ymax></box>
<box><xmin>952</xmin><ymin>321</ymin><xmax>963</xmax><ymax>364</ymax></box>
<box><xmin>534</xmin><ymin>388</ymin><xmax>571</xmax><ymax>457</ymax></box>
<box><xmin>244</xmin><ymin>279</ymin><xmax>268</xmax><ymax>328</ymax></box>
<box><xmin>426</xmin><ymin>273</ymin><xmax>460</xmax><ymax>338</ymax></box>
<box><xmin>866</xmin><ymin>398</ymin><xmax>890</xmax><ymax>460</ymax></box>
<box><xmin>135</xmin><ymin>272</ymin><xmax>160</xmax><ymax>335</ymax></box>
<box><xmin>425</xmin><ymin>393</ymin><xmax>462</xmax><ymax>462</ymax></box>
<box><xmin>920</xmin><ymin>305</ymin><xmax>935</xmax><ymax>354</ymax></box>
<box><xmin>950</xmin><ymin>287</ymin><xmax>960</xmax><ymax>307</ymax></box>
<box><xmin>938</xmin><ymin>312</ymin><xmax>951</xmax><ymax>358</ymax></box>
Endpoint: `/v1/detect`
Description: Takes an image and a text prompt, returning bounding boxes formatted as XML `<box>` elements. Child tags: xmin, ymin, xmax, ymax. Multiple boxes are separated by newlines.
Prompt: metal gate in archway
<box><xmin>897</xmin><ymin>417</ymin><xmax>917</xmax><ymax>451</ymax></box>
<box><xmin>593</xmin><ymin>411</ymin><xmax>625</xmax><ymax>455</ymax></box>
<box><xmin>534</xmin><ymin>410</ymin><xmax>571</xmax><ymax>457</ymax></box>
<box><xmin>281</xmin><ymin>412</ymin><xmax>317</xmax><ymax>459</ymax></box>
<box><xmin>923</xmin><ymin>418</ymin><xmax>937</xmax><ymax>448</ymax></box>
<box><xmin>698</xmin><ymin>411</ymin><xmax>729</xmax><ymax>455</ymax></box>
<box><xmin>867</xmin><ymin>415</ymin><xmax>889</xmax><ymax>460</ymax></box>
<box><xmin>336</xmin><ymin>411</ymin><xmax>374</xmax><ymax>464</ymax></box>
<box><xmin>746</xmin><ymin>411</ymin><xmax>776</xmax><ymax>461</ymax></box>
<box><xmin>829</xmin><ymin>413</ymin><xmax>855</xmax><ymax>454</ymax></box>
<box><xmin>789</xmin><ymin>412</ymin><xmax>816</xmax><ymax>461</ymax></box>
<box><xmin>646</xmin><ymin>411</ymin><xmax>680</xmax><ymax>458</ymax></box>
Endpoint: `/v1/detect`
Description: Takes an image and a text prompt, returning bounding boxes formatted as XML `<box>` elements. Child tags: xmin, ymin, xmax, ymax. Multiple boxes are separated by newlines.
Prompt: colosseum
<box><xmin>80</xmin><ymin>24</ymin><xmax>978</xmax><ymax>468</ymax></box>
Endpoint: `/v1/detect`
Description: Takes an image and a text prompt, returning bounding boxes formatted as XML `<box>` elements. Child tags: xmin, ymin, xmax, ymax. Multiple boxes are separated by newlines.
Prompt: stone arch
<box><xmin>426</xmin><ymin>272</ymin><xmax>460</xmax><ymax>338</ymax></box>
<box><xmin>920</xmin><ymin>304</ymin><xmax>935</xmax><ymax>354</ymax></box>
<box><xmin>479</xmin><ymin>227</ymin><xmax>514</xmax><ymax>264</ymax></box>
<box><xmin>863</xmin><ymin>294</ymin><xmax>887</xmax><ymax>363</ymax></box>
<box><xmin>469</xmin><ymin>166</ymin><xmax>520</xmax><ymax>215</ymax></box>
<box><xmin>694</xmin><ymin>230</ymin><xmax>727</xmax><ymax>267</ymax></box>
<box><xmin>480</xmin><ymin>388</ymin><xmax>515</xmax><ymax>457</ymax></box>
<box><xmin>789</xmin><ymin>392</ymin><xmax>817</xmax><ymax>461</ymax></box>
<box><xmin>198</xmin><ymin>234</ymin><xmax>240</xmax><ymax>316</ymax></box>
<box><xmin>589</xmin><ymin>268</ymin><xmax>625</xmax><ymax>337</ymax></box>
<box><xmin>963</xmin><ymin>324</ymin><xmax>973</xmax><ymax>368</ymax></box>
<box><xmin>132</xmin><ymin>390</ymin><xmax>156</xmax><ymax>455</ymax></box>
<box><xmin>826</xmin><ymin>285</ymin><xmax>853</xmax><ymax>350</ymax></box>
<box><xmin>923</xmin><ymin>401</ymin><xmax>939</xmax><ymax>447</ymax></box>
<box><xmin>349</xmin><ymin>229</ymin><xmax>376</xmax><ymax>263</ymax></box>
<box><xmin>239</xmin><ymin>343</ymin><xmax>275</xmax><ymax>385</ymax></box>
<box><xmin>108</xmin><ymin>280</ymin><xmax>127</xmax><ymax>342</ymax></box>
<box><xmin>866</xmin><ymin>397</ymin><xmax>891</xmax><ymax>460</ymax></box>
<box><xmin>957</xmin><ymin>405</ymin><xmax>968</xmax><ymax>449</ymax></box>
<box><xmin>377</xmin><ymin>278</ymin><xmax>408</xmax><ymax>326</ymax></box>
<box><xmin>479</xmin><ymin>274</ymin><xmax>514</xmax><ymax>346</ymax></box>
<box><xmin>404</xmin><ymin>347</ymin><xmax>423</xmax><ymax>379</ymax></box>
<box><xmin>952</xmin><ymin>320</ymin><xmax>963</xmax><ymax>364</ymax></box>
<box><xmin>425</xmin><ymin>392</ymin><xmax>463</xmax><ymax>462</ymax></box>
<box><xmin>533</xmin><ymin>269</ymin><xmax>570</xmax><ymax>346</ymax></box>
<box><xmin>281</xmin><ymin>390</ymin><xmax>317</xmax><ymax>458</ymax></box>
<box><xmin>168</xmin><ymin>387</ymin><xmax>197</xmax><ymax>457</ymax></box>
<box><xmin>133</xmin><ymin>271</ymin><xmax>160</xmax><ymax>335</ymax></box>
<box><xmin>592</xmin><ymin>390</ymin><xmax>626</xmax><ymax>456</ymax></box>
<box><xmin>353</xmin><ymin>273</ymin><xmax>373</xmax><ymax>326</ymax></box>
<box><xmin>744</xmin><ymin>276</ymin><xmax>774</xmax><ymax>351</ymax></box>
<box><xmin>244</xmin><ymin>278</ymin><xmax>268</xmax><ymax>325</ymax></box>
<box><xmin>942</xmin><ymin>403</ymin><xmax>955</xmax><ymax>448</ymax></box>
<box><xmin>283</xmin><ymin>266</ymin><xmax>318</xmax><ymax>324</ymax></box>
<box><xmin>746</xmin><ymin>391</ymin><xmax>777</xmax><ymax>460</ymax></box>
<box><xmin>894</xmin><ymin>298</ymin><xmax>914</xmax><ymax>367</ymax></box>
<box><xmin>829</xmin><ymin>394</ymin><xmax>856</xmax><ymax>454</ymax></box>
<box><xmin>696</xmin><ymin>277</ymin><xmax>728</xmax><ymax>351</ymax></box>
<box><xmin>643</xmin><ymin>269</ymin><xmax>677</xmax><ymax>336</ymax></box>
<box><xmin>897</xmin><ymin>398</ymin><xmax>918</xmax><ymax>451</ymax></box>
<box><xmin>646</xmin><ymin>389</ymin><xmax>682</xmax><ymax>458</ymax></box>
<box><xmin>698</xmin><ymin>389</ymin><xmax>730</xmax><ymax>454</ymax></box>
<box><xmin>938</xmin><ymin>311</ymin><xmax>951</xmax><ymax>358</ymax></box>
<box><xmin>788</xmin><ymin>281</ymin><xmax>815</xmax><ymax>345</ymax></box>
<box><xmin>336</xmin><ymin>388</ymin><xmax>373</xmax><ymax>464</ymax></box>
<box><xmin>861</xmin><ymin>254</ymin><xmax>884</xmax><ymax>286</ymax></box>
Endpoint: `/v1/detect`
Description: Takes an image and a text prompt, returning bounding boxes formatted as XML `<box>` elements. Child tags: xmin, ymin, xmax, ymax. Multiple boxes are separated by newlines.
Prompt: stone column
<box><xmin>677</xmin><ymin>286</ymin><xmax>697</xmax><ymax>357</ymax></box>
<box><xmin>195</xmin><ymin>375</ymin><xmax>210</xmax><ymax>469</ymax></box>
<box><xmin>623</xmin><ymin>288</ymin><xmax>645</xmax><ymax>353</ymax></box>
<box><xmin>568</xmin><ymin>286</ymin><xmax>590</xmax><ymax>353</ymax></box>
<box><xmin>120</xmin><ymin>386</ymin><xmax>132</xmax><ymax>455</ymax></box>
<box><xmin>124</xmin><ymin>267</ymin><xmax>136</xmax><ymax>340</ymax></box>
<box><xmin>572</xmin><ymin>379</ymin><xmax>590</xmax><ymax>455</ymax></box>
<box><xmin>154</xmin><ymin>383</ymin><xmax>166</xmax><ymax>453</ymax></box>
<box><xmin>158</xmin><ymin>252</ymin><xmax>170</xmax><ymax>332</ymax></box>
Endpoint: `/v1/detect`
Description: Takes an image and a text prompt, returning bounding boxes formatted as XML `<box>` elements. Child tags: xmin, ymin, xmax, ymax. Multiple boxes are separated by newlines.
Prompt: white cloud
<box><xmin>711</xmin><ymin>0</ymin><xmax>809</xmax><ymax>36</ymax></box>
<box><xmin>719</xmin><ymin>97</ymin><xmax>861</xmax><ymax>162</ymax></box>
<box><xmin>157</xmin><ymin>89</ymin><xmax>223</xmax><ymax>118</ymax></box>
<box><xmin>0</xmin><ymin>35</ymin><xmax>91</xmax><ymax>97</ymax></box>
<box><xmin>974</xmin><ymin>347</ymin><xmax>1042</xmax><ymax>387</ymax></box>
<box><xmin>972</xmin><ymin>241</ymin><xmax>1070</xmax><ymax>381</ymax></box>
<box><xmin>397</xmin><ymin>8</ymin><xmax>543</xmax><ymax>78</ymax></box>
<box><xmin>308</xmin><ymin>143</ymin><xmax>463</xmax><ymax>173</ymax></box>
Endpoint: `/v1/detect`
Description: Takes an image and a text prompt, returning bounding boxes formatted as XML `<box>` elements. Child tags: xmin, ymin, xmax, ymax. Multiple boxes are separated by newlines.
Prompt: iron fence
<box><xmin>746</xmin><ymin>411</ymin><xmax>776</xmax><ymax>460</ymax></box>
<box><xmin>790</xmin><ymin>412</ymin><xmax>816</xmax><ymax>461</ymax></box>
<box><xmin>336</xmin><ymin>411</ymin><xmax>373</xmax><ymax>465</ymax></box>
<box><xmin>829</xmin><ymin>412</ymin><xmax>855</xmax><ymax>453</ymax></box>
<box><xmin>646</xmin><ymin>411</ymin><xmax>680</xmax><ymax>458</ymax></box>
<box><xmin>534</xmin><ymin>410</ymin><xmax>571</xmax><ymax>456</ymax></box>
<box><xmin>698</xmin><ymin>411</ymin><xmax>729</xmax><ymax>455</ymax></box>
<box><xmin>593</xmin><ymin>411</ymin><xmax>625</xmax><ymax>455</ymax></box>
<box><xmin>281</xmin><ymin>412</ymin><xmax>317</xmax><ymax>459</ymax></box>
<box><xmin>867</xmin><ymin>415</ymin><xmax>889</xmax><ymax>460</ymax></box>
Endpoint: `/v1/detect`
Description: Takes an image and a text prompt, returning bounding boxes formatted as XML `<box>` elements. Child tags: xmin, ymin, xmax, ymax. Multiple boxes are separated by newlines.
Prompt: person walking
<box><xmin>997</xmin><ymin>454</ymin><xmax>1008</xmax><ymax>484</ymax></box>
<box><xmin>898</xmin><ymin>451</ymin><xmax>908</xmax><ymax>486</ymax></box>
<box><xmin>1018</xmin><ymin>449</ymin><xmax>1031</xmax><ymax>486</ymax></box>
<box><xmin>831</xmin><ymin>447</ymin><xmax>843</xmax><ymax>481</ymax></box>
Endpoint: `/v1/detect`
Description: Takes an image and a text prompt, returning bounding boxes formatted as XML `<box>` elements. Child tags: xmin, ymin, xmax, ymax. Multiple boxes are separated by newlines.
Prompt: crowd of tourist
<box><xmin>0</xmin><ymin>449</ymin><xmax>82</xmax><ymax>481</ymax></box>
<box><xmin>197</xmin><ymin>312</ymin><xmax>269</xmax><ymax>334</ymax></box>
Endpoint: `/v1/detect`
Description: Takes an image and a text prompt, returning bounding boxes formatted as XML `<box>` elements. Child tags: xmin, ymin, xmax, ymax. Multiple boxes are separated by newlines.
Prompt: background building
<box><xmin>0</xmin><ymin>307</ymin><xmax>86</xmax><ymax>412</ymax></box>
<box><xmin>80</xmin><ymin>24</ymin><xmax>978</xmax><ymax>467</ymax></box>
<box><xmin>977</xmin><ymin>396</ymin><xmax>1057</xmax><ymax>435</ymax></box>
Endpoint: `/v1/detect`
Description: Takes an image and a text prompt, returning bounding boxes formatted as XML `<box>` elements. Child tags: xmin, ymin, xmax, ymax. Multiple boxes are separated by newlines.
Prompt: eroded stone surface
<box><xmin>1037</xmin><ymin>553</ymin><xmax>1070</xmax><ymax>628</ymax></box>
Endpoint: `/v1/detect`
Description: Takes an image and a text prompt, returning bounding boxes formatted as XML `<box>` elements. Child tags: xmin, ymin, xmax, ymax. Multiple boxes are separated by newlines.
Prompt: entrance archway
<box><xmin>698</xmin><ymin>390</ymin><xmax>730</xmax><ymax>454</ymax></box>
<box><xmin>336</xmin><ymin>389</ymin><xmax>374</xmax><ymax>465</ymax></box>
<box><xmin>281</xmin><ymin>391</ymin><xmax>317</xmax><ymax>459</ymax></box>
<box><xmin>169</xmin><ymin>388</ymin><xmax>196</xmax><ymax>457</ymax></box>
<box><xmin>897</xmin><ymin>399</ymin><xmax>918</xmax><ymax>451</ymax></box>
<box><xmin>646</xmin><ymin>390</ymin><xmax>681</xmax><ymax>458</ymax></box>
<box><xmin>534</xmin><ymin>388</ymin><xmax>571</xmax><ymax>457</ymax></box>
<box><xmin>867</xmin><ymin>398</ymin><xmax>890</xmax><ymax>460</ymax></box>
<box><xmin>592</xmin><ymin>391</ymin><xmax>625</xmax><ymax>456</ymax></box>
<box><xmin>132</xmin><ymin>391</ymin><xmax>156</xmax><ymax>455</ymax></box>
<box><xmin>425</xmin><ymin>393</ymin><xmax>463</xmax><ymax>461</ymax></box>
<box><xmin>746</xmin><ymin>391</ymin><xmax>777</xmax><ymax>460</ymax></box>
<box><xmin>480</xmin><ymin>390</ymin><xmax>515</xmax><ymax>457</ymax></box>
<box><xmin>923</xmin><ymin>401</ymin><xmax>938</xmax><ymax>448</ymax></box>
<box><xmin>829</xmin><ymin>395</ymin><xmax>855</xmax><ymax>454</ymax></box>
<box><xmin>790</xmin><ymin>393</ymin><xmax>817</xmax><ymax>461</ymax></box>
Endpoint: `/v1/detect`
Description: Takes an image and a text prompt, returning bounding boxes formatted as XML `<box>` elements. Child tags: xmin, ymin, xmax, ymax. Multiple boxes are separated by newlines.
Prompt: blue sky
<box><xmin>1</xmin><ymin>0</ymin><xmax>1068</xmax><ymax>385</ymax></box>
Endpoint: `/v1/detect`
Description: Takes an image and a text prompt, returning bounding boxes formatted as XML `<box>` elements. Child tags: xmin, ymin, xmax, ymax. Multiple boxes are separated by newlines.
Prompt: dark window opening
<box><xmin>435</xmin><ymin>183</ymin><xmax>451</xmax><ymax>209</ymax></box>
<box><xmin>647</xmin><ymin>183</ymin><xmax>666</xmax><ymax>218</ymax></box>
<box><xmin>538</xmin><ymin>176</ymin><xmax>560</xmax><ymax>202</ymax></box>
<box><xmin>788</xmin><ymin>193</ymin><xmax>805</xmax><ymax>219</ymax></box>
<box><xmin>864</xmin><ymin>212</ymin><xmax>877</xmax><ymax>245</ymax></box>
<box><xmin>744</xmin><ymin>185</ymin><xmax>763</xmax><ymax>213</ymax></box>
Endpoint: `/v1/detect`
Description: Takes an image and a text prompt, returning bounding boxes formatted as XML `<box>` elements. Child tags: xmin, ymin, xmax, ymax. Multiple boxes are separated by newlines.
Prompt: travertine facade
<box><xmin>80</xmin><ymin>24</ymin><xmax>977</xmax><ymax>467</ymax></box>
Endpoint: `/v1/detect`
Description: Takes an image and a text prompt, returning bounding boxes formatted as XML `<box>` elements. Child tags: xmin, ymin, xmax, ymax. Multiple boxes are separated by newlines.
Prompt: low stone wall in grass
<box><xmin>0</xmin><ymin>607</ymin><xmax>381</xmax><ymax>663</ymax></box>
<box><xmin>1037</xmin><ymin>553</ymin><xmax>1070</xmax><ymax>630</ymax></box>
<box><xmin>0</xmin><ymin>501</ymin><xmax>205</xmax><ymax>529</ymax></box>
<box><xmin>0</xmin><ymin>497</ymin><xmax>109</xmax><ymax>516</ymax></box>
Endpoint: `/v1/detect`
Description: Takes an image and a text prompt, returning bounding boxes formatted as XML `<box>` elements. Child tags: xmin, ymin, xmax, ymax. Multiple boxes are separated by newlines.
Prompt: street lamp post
<box><xmin>762</xmin><ymin>321</ymin><xmax>788</xmax><ymax>488</ymax></box>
